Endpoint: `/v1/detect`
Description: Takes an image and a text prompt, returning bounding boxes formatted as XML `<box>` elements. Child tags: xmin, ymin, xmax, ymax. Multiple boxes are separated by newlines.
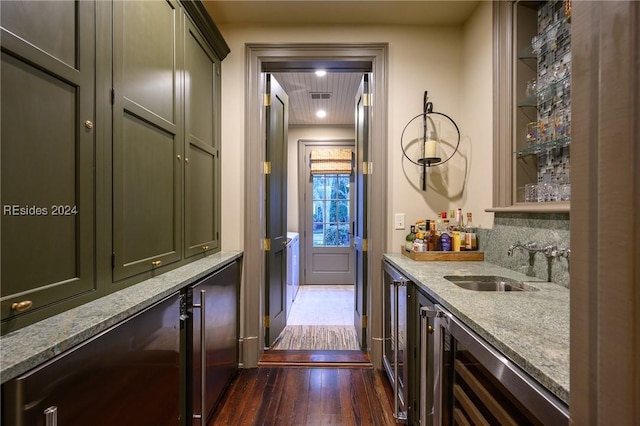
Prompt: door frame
<box><xmin>243</xmin><ymin>43</ymin><xmax>388</xmax><ymax>368</ymax></box>
<box><xmin>298</xmin><ymin>139</ymin><xmax>355</xmax><ymax>286</ymax></box>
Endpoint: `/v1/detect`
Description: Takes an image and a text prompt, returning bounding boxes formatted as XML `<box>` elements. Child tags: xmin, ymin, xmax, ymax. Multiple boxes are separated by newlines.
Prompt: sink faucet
<box><xmin>508</xmin><ymin>241</ymin><xmax>571</xmax><ymax>258</ymax></box>
<box><xmin>507</xmin><ymin>241</ymin><xmax>537</xmax><ymax>257</ymax></box>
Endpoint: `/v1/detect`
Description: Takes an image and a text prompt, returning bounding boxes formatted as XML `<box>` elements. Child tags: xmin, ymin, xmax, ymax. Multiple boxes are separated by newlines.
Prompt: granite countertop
<box><xmin>383</xmin><ymin>252</ymin><xmax>570</xmax><ymax>405</ymax></box>
<box><xmin>0</xmin><ymin>251</ymin><xmax>243</xmax><ymax>385</ymax></box>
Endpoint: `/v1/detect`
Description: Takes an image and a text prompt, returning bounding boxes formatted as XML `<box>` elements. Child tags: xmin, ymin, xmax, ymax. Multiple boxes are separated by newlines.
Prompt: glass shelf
<box><xmin>519</xmin><ymin>17</ymin><xmax>571</xmax><ymax>60</ymax></box>
<box><xmin>517</xmin><ymin>74</ymin><xmax>570</xmax><ymax>108</ymax></box>
<box><xmin>515</xmin><ymin>135</ymin><xmax>570</xmax><ymax>157</ymax></box>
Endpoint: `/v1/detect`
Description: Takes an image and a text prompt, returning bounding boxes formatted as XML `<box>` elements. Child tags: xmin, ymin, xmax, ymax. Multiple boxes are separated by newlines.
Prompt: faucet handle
<box><xmin>558</xmin><ymin>248</ymin><xmax>571</xmax><ymax>259</ymax></box>
<box><xmin>525</xmin><ymin>241</ymin><xmax>538</xmax><ymax>250</ymax></box>
<box><xmin>543</xmin><ymin>244</ymin><xmax>558</xmax><ymax>257</ymax></box>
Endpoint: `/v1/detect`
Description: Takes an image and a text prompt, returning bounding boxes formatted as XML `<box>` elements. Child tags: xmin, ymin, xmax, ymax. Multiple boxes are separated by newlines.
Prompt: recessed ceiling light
<box><xmin>316</xmin><ymin>109</ymin><xmax>327</xmax><ymax>118</ymax></box>
<box><xmin>315</xmin><ymin>70</ymin><xmax>327</xmax><ymax>77</ymax></box>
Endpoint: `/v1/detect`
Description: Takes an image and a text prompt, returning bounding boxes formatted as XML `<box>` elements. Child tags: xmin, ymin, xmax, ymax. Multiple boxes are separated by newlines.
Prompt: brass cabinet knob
<box><xmin>84</xmin><ymin>120</ymin><xmax>94</xmax><ymax>129</ymax></box>
<box><xmin>427</xmin><ymin>325</ymin><xmax>434</xmax><ymax>334</ymax></box>
<box><xmin>185</xmin><ymin>158</ymin><xmax>190</xmax><ymax>165</ymax></box>
<box><xmin>11</xmin><ymin>300</ymin><xmax>33</xmax><ymax>312</ymax></box>
<box><xmin>177</xmin><ymin>155</ymin><xmax>182</xmax><ymax>161</ymax></box>
<box><xmin>151</xmin><ymin>260</ymin><xmax>162</xmax><ymax>267</ymax></box>
<box><xmin>202</xmin><ymin>245</ymin><xmax>209</xmax><ymax>251</ymax></box>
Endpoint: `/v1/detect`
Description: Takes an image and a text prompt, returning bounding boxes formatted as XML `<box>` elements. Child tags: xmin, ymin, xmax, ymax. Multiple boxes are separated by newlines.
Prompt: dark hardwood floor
<box><xmin>209</xmin><ymin>366</ymin><xmax>396</xmax><ymax>425</ymax></box>
<box><xmin>258</xmin><ymin>349</ymin><xmax>371</xmax><ymax>367</ymax></box>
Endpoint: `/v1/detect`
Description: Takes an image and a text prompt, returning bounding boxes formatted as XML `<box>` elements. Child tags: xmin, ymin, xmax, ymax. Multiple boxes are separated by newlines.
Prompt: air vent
<box><xmin>310</xmin><ymin>92</ymin><xmax>331</xmax><ymax>100</ymax></box>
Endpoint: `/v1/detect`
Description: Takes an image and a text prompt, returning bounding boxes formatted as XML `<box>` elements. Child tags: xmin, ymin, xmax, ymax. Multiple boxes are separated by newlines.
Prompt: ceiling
<box><xmin>204</xmin><ymin>1</ymin><xmax>480</xmax><ymax>125</ymax></box>
<box><xmin>203</xmin><ymin>1</ymin><xmax>480</xmax><ymax>26</ymax></box>
<box><xmin>272</xmin><ymin>71</ymin><xmax>364</xmax><ymax>126</ymax></box>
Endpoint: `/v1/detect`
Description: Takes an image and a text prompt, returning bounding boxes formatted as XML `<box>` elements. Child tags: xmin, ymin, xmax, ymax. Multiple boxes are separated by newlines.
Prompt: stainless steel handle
<box><xmin>44</xmin><ymin>406</ymin><xmax>57</xmax><ymax>426</ymax></box>
<box><xmin>420</xmin><ymin>306</ymin><xmax>440</xmax><ymax>426</ymax></box>
<box><xmin>392</xmin><ymin>281</ymin><xmax>407</xmax><ymax>422</ymax></box>
<box><xmin>433</xmin><ymin>305</ymin><xmax>448</xmax><ymax>426</ymax></box>
<box><xmin>420</xmin><ymin>308</ymin><xmax>429</xmax><ymax>425</ymax></box>
<box><xmin>192</xmin><ymin>289</ymin><xmax>207</xmax><ymax>424</ymax></box>
<box><xmin>393</xmin><ymin>282</ymin><xmax>400</xmax><ymax>421</ymax></box>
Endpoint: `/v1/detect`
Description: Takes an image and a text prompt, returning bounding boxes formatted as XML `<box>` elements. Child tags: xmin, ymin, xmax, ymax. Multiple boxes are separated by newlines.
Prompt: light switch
<box><xmin>394</xmin><ymin>213</ymin><xmax>405</xmax><ymax>230</ymax></box>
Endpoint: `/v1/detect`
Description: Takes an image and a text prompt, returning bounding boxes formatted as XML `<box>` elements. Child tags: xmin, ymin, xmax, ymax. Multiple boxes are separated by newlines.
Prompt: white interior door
<box><xmin>303</xmin><ymin>143</ymin><xmax>355</xmax><ymax>285</ymax></box>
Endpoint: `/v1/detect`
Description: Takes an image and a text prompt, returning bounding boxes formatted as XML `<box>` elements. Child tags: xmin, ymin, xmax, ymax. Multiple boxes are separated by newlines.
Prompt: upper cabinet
<box><xmin>112</xmin><ymin>0</ymin><xmax>184</xmax><ymax>280</ymax></box>
<box><xmin>1</xmin><ymin>1</ymin><xmax>97</xmax><ymax>325</ymax></box>
<box><xmin>1</xmin><ymin>0</ymin><xmax>229</xmax><ymax>333</ymax></box>
<box><xmin>492</xmin><ymin>0</ymin><xmax>571</xmax><ymax>212</ymax></box>
<box><xmin>184</xmin><ymin>18</ymin><xmax>222</xmax><ymax>258</ymax></box>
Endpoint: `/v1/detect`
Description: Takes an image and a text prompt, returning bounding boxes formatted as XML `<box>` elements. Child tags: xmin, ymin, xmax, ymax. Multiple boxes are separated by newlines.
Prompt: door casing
<box><xmin>243</xmin><ymin>43</ymin><xmax>388</xmax><ymax>369</ymax></box>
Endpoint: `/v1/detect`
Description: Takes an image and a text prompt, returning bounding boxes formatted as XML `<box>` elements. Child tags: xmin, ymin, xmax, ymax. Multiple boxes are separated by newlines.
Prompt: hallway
<box><xmin>272</xmin><ymin>285</ymin><xmax>359</xmax><ymax>351</ymax></box>
<box><xmin>209</xmin><ymin>367</ymin><xmax>395</xmax><ymax>425</ymax></box>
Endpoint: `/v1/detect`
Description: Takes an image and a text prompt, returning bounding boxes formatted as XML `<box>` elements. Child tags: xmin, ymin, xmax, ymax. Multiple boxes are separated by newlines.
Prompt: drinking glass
<box><xmin>559</xmin><ymin>184</ymin><xmax>571</xmax><ymax>201</ymax></box>
<box><xmin>526</xmin><ymin>122</ymin><xmax>538</xmax><ymax>145</ymax></box>
<box><xmin>525</xmin><ymin>183</ymin><xmax>538</xmax><ymax>203</ymax></box>
<box><xmin>526</xmin><ymin>78</ymin><xmax>538</xmax><ymax>97</ymax></box>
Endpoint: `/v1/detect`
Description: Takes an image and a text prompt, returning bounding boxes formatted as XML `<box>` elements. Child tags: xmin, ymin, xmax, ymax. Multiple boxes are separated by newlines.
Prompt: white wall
<box><xmin>219</xmin><ymin>12</ymin><xmax>494</xmax><ymax>252</ymax></box>
<box><xmin>286</xmin><ymin>125</ymin><xmax>355</xmax><ymax>233</ymax></box>
<box><xmin>460</xmin><ymin>1</ymin><xmax>494</xmax><ymax>230</ymax></box>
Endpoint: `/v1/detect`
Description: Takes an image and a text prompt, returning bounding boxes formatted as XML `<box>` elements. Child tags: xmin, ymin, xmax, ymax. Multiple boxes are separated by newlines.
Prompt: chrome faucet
<box><xmin>507</xmin><ymin>241</ymin><xmax>538</xmax><ymax>257</ymax></box>
<box><xmin>508</xmin><ymin>241</ymin><xmax>571</xmax><ymax>259</ymax></box>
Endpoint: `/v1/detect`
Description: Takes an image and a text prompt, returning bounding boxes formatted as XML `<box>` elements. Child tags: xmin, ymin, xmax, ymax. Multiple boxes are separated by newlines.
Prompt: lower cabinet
<box><xmin>185</xmin><ymin>260</ymin><xmax>240</xmax><ymax>426</ymax></box>
<box><xmin>2</xmin><ymin>257</ymin><xmax>242</xmax><ymax>426</ymax></box>
<box><xmin>411</xmin><ymin>288</ymin><xmax>438</xmax><ymax>426</ymax></box>
<box><xmin>3</xmin><ymin>293</ymin><xmax>182</xmax><ymax>426</ymax></box>
<box><xmin>382</xmin><ymin>261</ymin><xmax>568</xmax><ymax>426</ymax></box>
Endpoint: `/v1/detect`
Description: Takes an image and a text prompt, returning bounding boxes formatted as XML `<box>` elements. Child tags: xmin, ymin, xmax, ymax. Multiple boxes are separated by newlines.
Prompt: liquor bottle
<box><xmin>427</xmin><ymin>221</ymin><xmax>436</xmax><ymax>251</ymax></box>
<box><xmin>448</xmin><ymin>209</ymin><xmax>457</xmax><ymax>229</ymax></box>
<box><xmin>440</xmin><ymin>219</ymin><xmax>452</xmax><ymax>251</ymax></box>
<box><xmin>457</xmin><ymin>208</ymin><xmax>466</xmax><ymax>251</ymax></box>
<box><xmin>435</xmin><ymin>212</ymin><xmax>443</xmax><ymax>250</ymax></box>
<box><xmin>452</xmin><ymin>231</ymin><xmax>461</xmax><ymax>252</ymax></box>
<box><xmin>465</xmin><ymin>212</ymin><xmax>477</xmax><ymax>250</ymax></box>
<box><xmin>405</xmin><ymin>225</ymin><xmax>416</xmax><ymax>250</ymax></box>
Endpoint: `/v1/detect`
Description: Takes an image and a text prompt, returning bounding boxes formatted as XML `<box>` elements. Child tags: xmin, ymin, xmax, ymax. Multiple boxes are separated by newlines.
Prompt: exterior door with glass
<box><xmin>304</xmin><ymin>143</ymin><xmax>355</xmax><ymax>285</ymax></box>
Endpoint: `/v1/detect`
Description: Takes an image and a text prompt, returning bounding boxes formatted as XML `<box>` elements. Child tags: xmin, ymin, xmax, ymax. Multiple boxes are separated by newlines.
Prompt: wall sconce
<box><xmin>400</xmin><ymin>91</ymin><xmax>461</xmax><ymax>191</ymax></box>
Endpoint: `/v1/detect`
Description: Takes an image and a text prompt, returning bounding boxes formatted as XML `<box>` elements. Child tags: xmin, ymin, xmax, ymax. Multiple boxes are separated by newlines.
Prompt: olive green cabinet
<box><xmin>1</xmin><ymin>1</ymin><xmax>96</xmax><ymax>323</ymax></box>
<box><xmin>0</xmin><ymin>0</ymin><xmax>229</xmax><ymax>333</ymax></box>
<box><xmin>112</xmin><ymin>0</ymin><xmax>184</xmax><ymax>281</ymax></box>
<box><xmin>184</xmin><ymin>18</ymin><xmax>221</xmax><ymax>258</ymax></box>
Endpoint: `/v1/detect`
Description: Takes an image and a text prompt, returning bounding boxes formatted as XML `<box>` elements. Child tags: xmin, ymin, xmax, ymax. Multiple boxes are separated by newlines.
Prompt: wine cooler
<box><xmin>432</xmin><ymin>305</ymin><xmax>569</xmax><ymax>425</ymax></box>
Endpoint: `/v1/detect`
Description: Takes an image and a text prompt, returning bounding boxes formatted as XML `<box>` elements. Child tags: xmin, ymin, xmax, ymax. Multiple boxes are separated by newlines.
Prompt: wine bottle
<box><xmin>405</xmin><ymin>225</ymin><xmax>416</xmax><ymax>250</ymax></box>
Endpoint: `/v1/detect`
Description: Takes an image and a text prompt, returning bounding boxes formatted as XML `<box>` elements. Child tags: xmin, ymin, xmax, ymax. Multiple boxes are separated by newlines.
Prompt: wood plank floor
<box><xmin>209</xmin><ymin>367</ymin><xmax>396</xmax><ymax>425</ymax></box>
<box><xmin>259</xmin><ymin>350</ymin><xmax>371</xmax><ymax>367</ymax></box>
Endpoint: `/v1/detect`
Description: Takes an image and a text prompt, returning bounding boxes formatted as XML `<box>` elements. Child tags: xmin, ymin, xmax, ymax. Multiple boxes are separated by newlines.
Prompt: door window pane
<box><xmin>312</xmin><ymin>173</ymin><xmax>351</xmax><ymax>247</ymax></box>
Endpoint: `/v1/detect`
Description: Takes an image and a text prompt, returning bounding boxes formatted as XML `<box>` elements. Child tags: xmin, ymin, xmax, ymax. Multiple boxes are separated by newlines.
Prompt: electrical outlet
<box><xmin>394</xmin><ymin>213</ymin><xmax>405</xmax><ymax>230</ymax></box>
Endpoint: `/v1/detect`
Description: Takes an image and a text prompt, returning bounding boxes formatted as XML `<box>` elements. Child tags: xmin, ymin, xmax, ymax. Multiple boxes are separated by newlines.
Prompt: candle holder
<box><xmin>400</xmin><ymin>91</ymin><xmax>461</xmax><ymax>191</ymax></box>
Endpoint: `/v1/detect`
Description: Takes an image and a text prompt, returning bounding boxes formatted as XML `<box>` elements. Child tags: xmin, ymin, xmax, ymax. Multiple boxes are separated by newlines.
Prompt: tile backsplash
<box><xmin>479</xmin><ymin>212</ymin><xmax>570</xmax><ymax>288</ymax></box>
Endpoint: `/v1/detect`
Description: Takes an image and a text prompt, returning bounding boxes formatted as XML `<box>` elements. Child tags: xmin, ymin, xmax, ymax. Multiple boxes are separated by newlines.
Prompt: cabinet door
<box><xmin>184</xmin><ymin>18</ymin><xmax>221</xmax><ymax>258</ymax></box>
<box><xmin>0</xmin><ymin>1</ymin><xmax>95</xmax><ymax>323</ymax></box>
<box><xmin>112</xmin><ymin>0</ymin><xmax>183</xmax><ymax>280</ymax></box>
<box><xmin>3</xmin><ymin>293</ymin><xmax>181</xmax><ymax>426</ymax></box>
<box><xmin>413</xmin><ymin>288</ymin><xmax>437</xmax><ymax>426</ymax></box>
<box><xmin>189</xmin><ymin>260</ymin><xmax>240</xmax><ymax>424</ymax></box>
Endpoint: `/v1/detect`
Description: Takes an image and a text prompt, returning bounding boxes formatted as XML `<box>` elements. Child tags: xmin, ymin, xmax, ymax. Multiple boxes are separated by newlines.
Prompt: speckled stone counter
<box><xmin>383</xmin><ymin>253</ymin><xmax>569</xmax><ymax>405</ymax></box>
<box><xmin>0</xmin><ymin>251</ymin><xmax>243</xmax><ymax>384</ymax></box>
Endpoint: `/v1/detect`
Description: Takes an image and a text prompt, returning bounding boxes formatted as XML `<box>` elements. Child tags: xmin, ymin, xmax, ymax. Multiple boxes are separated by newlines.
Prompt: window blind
<box><xmin>309</xmin><ymin>148</ymin><xmax>353</xmax><ymax>174</ymax></box>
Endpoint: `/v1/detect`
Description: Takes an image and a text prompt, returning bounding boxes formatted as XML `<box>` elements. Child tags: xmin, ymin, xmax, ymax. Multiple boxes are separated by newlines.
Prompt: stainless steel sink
<box><xmin>443</xmin><ymin>275</ymin><xmax>539</xmax><ymax>292</ymax></box>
